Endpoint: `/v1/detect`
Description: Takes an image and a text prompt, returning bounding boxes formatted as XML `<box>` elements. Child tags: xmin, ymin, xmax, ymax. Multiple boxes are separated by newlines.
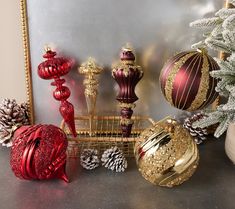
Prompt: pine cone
<box><xmin>183</xmin><ymin>113</ymin><xmax>208</xmax><ymax>144</ymax></box>
<box><xmin>101</xmin><ymin>146</ymin><xmax>127</xmax><ymax>172</ymax></box>
<box><xmin>80</xmin><ymin>149</ymin><xmax>100</xmax><ymax>170</ymax></box>
<box><xmin>0</xmin><ymin>124</ymin><xmax>14</xmax><ymax>147</ymax></box>
<box><xmin>20</xmin><ymin>102</ymin><xmax>30</xmax><ymax>125</ymax></box>
<box><xmin>0</xmin><ymin>98</ymin><xmax>29</xmax><ymax>147</ymax></box>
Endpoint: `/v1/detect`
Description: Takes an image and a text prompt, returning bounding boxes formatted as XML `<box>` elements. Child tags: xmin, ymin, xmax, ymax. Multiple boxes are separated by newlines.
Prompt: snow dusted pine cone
<box><xmin>20</xmin><ymin>102</ymin><xmax>30</xmax><ymax>125</ymax></box>
<box><xmin>80</xmin><ymin>149</ymin><xmax>100</xmax><ymax>170</ymax></box>
<box><xmin>183</xmin><ymin>113</ymin><xmax>208</xmax><ymax>144</ymax></box>
<box><xmin>101</xmin><ymin>146</ymin><xmax>127</xmax><ymax>172</ymax></box>
<box><xmin>0</xmin><ymin>99</ymin><xmax>29</xmax><ymax>147</ymax></box>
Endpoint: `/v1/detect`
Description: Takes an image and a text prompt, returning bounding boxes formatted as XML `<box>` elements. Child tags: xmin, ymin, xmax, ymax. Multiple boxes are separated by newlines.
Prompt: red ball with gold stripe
<box><xmin>159</xmin><ymin>49</ymin><xmax>219</xmax><ymax>111</ymax></box>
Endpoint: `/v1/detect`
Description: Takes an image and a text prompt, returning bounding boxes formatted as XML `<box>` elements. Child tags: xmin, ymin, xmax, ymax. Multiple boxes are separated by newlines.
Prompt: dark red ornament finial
<box><xmin>38</xmin><ymin>48</ymin><xmax>77</xmax><ymax>137</ymax></box>
<box><xmin>112</xmin><ymin>44</ymin><xmax>143</xmax><ymax>137</ymax></box>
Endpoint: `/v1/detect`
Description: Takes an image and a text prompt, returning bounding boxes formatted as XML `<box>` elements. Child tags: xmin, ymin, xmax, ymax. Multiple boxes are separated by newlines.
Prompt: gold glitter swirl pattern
<box><xmin>120</xmin><ymin>118</ymin><xmax>133</xmax><ymax>125</ymax></box>
<box><xmin>118</xmin><ymin>102</ymin><xmax>136</xmax><ymax>109</ymax></box>
<box><xmin>187</xmin><ymin>53</ymin><xmax>209</xmax><ymax>111</ymax></box>
<box><xmin>112</xmin><ymin>62</ymin><xmax>143</xmax><ymax>78</ymax></box>
<box><xmin>164</xmin><ymin>52</ymin><xmax>196</xmax><ymax>107</ymax></box>
<box><xmin>135</xmin><ymin>118</ymin><xmax>199</xmax><ymax>187</ymax></box>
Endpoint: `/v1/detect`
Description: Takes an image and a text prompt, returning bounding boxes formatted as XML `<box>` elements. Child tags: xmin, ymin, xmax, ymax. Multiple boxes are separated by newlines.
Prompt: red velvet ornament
<box><xmin>38</xmin><ymin>49</ymin><xmax>77</xmax><ymax>137</ymax></box>
<box><xmin>112</xmin><ymin>44</ymin><xmax>143</xmax><ymax>137</ymax></box>
<box><xmin>159</xmin><ymin>50</ymin><xmax>219</xmax><ymax>111</ymax></box>
<box><xmin>10</xmin><ymin>124</ymin><xmax>69</xmax><ymax>182</ymax></box>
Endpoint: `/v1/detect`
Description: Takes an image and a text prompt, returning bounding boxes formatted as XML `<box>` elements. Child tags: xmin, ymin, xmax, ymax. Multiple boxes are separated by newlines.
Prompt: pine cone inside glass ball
<box><xmin>0</xmin><ymin>99</ymin><xmax>29</xmax><ymax>147</ymax></box>
<box><xmin>183</xmin><ymin>113</ymin><xmax>208</xmax><ymax>144</ymax></box>
<box><xmin>80</xmin><ymin>149</ymin><xmax>100</xmax><ymax>170</ymax></box>
<box><xmin>101</xmin><ymin>146</ymin><xmax>127</xmax><ymax>172</ymax></box>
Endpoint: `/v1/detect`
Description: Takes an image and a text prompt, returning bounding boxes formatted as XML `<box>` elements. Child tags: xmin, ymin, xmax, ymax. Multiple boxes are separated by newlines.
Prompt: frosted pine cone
<box><xmin>183</xmin><ymin>113</ymin><xmax>208</xmax><ymax>144</ymax></box>
<box><xmin>101</xmin><ymin>146</ymin><xmax>127</xmax><ymax>172</ymax></box>
<box><xmin>80</xmin><ymin>149</ymin><xmax>100</xmax><ymax>170</ymax></box>
<box><xmin>0</xmin><ymin>98</ymin><xmax>29</xmax><ymax>147</ymax></box>
<box><xmin>0</xmin><ymin>124</ymin><xmax>14</xmax><ymax>147</ymax></box>
<box><xmin>20</xmin><ymin>102</ymin><xmax>30</xmax><ymax>125</ymax></box>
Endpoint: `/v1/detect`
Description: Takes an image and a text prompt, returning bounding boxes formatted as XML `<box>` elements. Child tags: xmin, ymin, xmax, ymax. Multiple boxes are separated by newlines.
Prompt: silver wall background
<box><xmin>27</xmin><ymin>0</ymin><xmax>223</xmax><ymax>125</ymax></box>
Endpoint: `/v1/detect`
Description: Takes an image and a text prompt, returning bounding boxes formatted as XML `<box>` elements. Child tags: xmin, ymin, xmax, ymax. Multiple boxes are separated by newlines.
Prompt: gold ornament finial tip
<box><xmin>44</xmin><ymin>45</ymin><xmax>51</xmax><ymax>52</ymax></box>
<box><xmin>196</xmin><ymin>48</ymin><xmax>207</xmax><ymax>54</ymax></box>
<box><xmin>122</xmin><ymin>42</ymin><xmax>133</xmax><ymax>51</ymax></box>
<box><xmin>87</xmin><ymin>57</ymin><xmax>96</xmax><ymax>63</ymax></box>
<box><xmin>79</xmin><ymin>57</ymin><xmax>103</xmax><ymax>75</ymax></box>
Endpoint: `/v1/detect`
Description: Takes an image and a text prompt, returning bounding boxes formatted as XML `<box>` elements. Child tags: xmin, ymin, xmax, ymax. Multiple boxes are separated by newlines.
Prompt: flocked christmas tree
<box><xmin>190</xmin><ymin>1</ymin><xmax>235</xmax><ymax>137</ymax></box>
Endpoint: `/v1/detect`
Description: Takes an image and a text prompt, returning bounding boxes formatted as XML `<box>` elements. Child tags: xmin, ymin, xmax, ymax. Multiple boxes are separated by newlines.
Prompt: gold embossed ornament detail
<box><xmin>134</xmin><ymin>117</ymin><xmax>199</xmax><ymax>187</ymax></box>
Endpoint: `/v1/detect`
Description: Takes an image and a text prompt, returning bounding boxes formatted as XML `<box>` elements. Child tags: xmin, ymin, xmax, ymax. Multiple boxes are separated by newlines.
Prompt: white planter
<box><xmin>225</xmin><ymin>123</ymin><xmax>235</xmax><ymax>164</ymax></box>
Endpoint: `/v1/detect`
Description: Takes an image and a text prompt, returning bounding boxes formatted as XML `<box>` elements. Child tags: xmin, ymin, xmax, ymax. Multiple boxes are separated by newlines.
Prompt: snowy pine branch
<box><xmin>226</xmin><ymin>85</ymin><xmax>235</xmax><ymax>97</ymax></box>
<box><xmin>214</xmin><ymin>59</ymin><xmax>234</xmax><ymax>72</ymax></box>
<box><xmin>192</xmin><ymin>111</ymin><xmax>223</xmax><ymax>129</ymax></box>
<box><xmin>190</xmin><ymin>2</ymin><xmax>235</xmax><ymax>137</ymax></box>
<box><xmin>216</xmin><ymin>80</ymin><xmax>232</xmax><ymax>94</ymax></box>
<box><xmin>222</xmin><ymin>29</ymin><xmax>235</xmax><ymax>43</ymax></box>
<box><xmin>223</xmin><ymin>14</ymin><xmax>235</xmax><ymax>29</ymax></box>
<box><xmin>191</xmin><ymin>41</ymin><xmax>206</xmax><ymax>49</ymax></box>
<box><xmin>211</xmin><ymin>24</ymin><xmax>223</xmax><ymax>37</ymax></box>
<box><xmin>215</xmin><ymin>8</ymin><xmax>235</xmax><ymax>19</ymax></box>
<box><xmin>214</xmin><ymin>114</ymin><xmax>232</xmax><ymax>137</ymax></box>
<box><xmin>190</xmin><ymin>17</ymin><xmax>222</xmax><ymax>28</ymax></box>
<box><xmin>205</xmin><ymin>38</ymin><xmax>232</xmax><ymax>53</ymax></box>
<box><xmin>211</xmin><ymin>70</ymin><xmax>235</xmax><ymax>78</ymax></box>
<box><xmin>227</xmin><ymin>53</ymin><xmax>235</xmax><ymax>65</ymax></box>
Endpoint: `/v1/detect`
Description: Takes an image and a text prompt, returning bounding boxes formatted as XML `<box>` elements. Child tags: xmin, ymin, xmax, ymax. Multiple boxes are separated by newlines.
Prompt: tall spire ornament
<box><xmin>112</xmin><ymin>44</ymin><xmax>143</xmax><ymax>137</ymax></box>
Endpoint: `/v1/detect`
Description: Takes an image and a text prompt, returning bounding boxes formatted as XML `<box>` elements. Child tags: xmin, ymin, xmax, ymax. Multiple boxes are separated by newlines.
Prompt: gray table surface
<box><xmin>0</xmin><ymin>139</ymin><xmax>235</xmax><ymax>209</ymax></box>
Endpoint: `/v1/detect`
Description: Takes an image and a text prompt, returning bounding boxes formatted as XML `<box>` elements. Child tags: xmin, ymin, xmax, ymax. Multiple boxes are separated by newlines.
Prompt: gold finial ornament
<box><xmin>79</xmin><ymin>57</ymin><xmax>103</xmax><ymax>114</ymax></box>
<box><xmin>135</xmin><ymin>117</ymin><xmax>199</xmax><ymax>187</ymax></box>
<box><xmin>78</xmin><ymin>58</ymin><xmax>103</xmax><ymax>135</ymax></box>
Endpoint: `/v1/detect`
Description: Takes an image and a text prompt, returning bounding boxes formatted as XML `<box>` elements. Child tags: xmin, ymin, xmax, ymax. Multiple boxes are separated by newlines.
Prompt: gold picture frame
<box><xmin>20</xmin><ymin>0</ymin><xmax>34</xmax><ymax>124</ymax></box>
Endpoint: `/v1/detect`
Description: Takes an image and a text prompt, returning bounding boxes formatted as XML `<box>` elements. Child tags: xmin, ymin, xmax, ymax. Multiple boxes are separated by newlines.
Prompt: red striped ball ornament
<box><xmin>160</xmin><ymin>50</ymin><xmax>219</xmax><ymax>111</ymax></box>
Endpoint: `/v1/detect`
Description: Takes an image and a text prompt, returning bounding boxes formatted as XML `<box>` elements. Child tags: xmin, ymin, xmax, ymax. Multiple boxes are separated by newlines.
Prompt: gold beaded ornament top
<box><xmin>112</xmin><ymin>43</ymin><xmax>143</xmax><ymax>78</ymax></box>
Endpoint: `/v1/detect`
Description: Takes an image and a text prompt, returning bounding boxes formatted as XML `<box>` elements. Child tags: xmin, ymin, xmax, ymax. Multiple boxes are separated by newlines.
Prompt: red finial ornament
<box><xmin>38</xmin><ymin>48</ymin><xmax>77</xmax><ymax>137</ymax></box>
<box><xmin>112</xmin><ymin>44</ymin><xmax>143</xmax><ymax>137</ymax></box>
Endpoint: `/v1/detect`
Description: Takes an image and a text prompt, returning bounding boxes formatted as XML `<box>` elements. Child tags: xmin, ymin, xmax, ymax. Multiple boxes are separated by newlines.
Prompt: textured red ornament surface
<box><xmin>10</xmin><ymin>125</ymin><xmax>69</xmax><ymax>182</ymax></box>
<box><xmin>38</xmin><ymin>49</ymin><xmax>77</xmax><ymax>137</ymax></box>
<box><xmin>159</xmin><ymin>50</ymin><xmax>219</xmax><ymax>111</ymax></box>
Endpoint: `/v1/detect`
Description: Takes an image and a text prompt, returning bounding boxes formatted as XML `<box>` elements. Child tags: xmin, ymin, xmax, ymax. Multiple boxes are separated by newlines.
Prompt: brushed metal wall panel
<box><xmin>27</xmin><ymin>0</ymin><xmax>223</xmax><ymax>125</ymax></box>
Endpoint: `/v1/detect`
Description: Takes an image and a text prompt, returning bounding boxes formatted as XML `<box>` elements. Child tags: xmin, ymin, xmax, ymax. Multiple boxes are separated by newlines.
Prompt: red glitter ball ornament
<box><xmin>38</xmin><ymin>48</ymin><xmax>77</xmax><ymax>137</ymax></box>
<box><xmin>159</xmin><ymin>50</ymin><xmax>219</xmax><ymax>111</ymax></box>
<box><xmin>10</xmin><ymin>124</ymin><xmax>69</xmax><ymax>182</ymax></box>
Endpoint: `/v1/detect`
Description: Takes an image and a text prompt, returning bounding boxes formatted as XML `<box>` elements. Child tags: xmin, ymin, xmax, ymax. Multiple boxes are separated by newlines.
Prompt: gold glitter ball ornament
<box><xmin>135</xmin><ymin>117</ymin><xmax>199</xmax><ymax>187</ymax></box>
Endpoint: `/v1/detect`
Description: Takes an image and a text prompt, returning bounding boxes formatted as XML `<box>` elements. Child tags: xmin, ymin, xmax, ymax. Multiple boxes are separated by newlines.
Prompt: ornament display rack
<box><xmin>60</xmin><ymin>115</ymin><xmax>155</xmax><ymax>158</ymax></box>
